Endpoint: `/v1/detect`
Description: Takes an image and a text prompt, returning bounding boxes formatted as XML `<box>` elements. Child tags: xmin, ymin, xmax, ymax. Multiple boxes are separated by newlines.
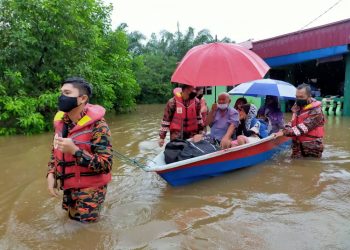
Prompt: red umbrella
<box><xmin>171</xmin><ymin>42</ymin><xmax>270</xmax><ymax>87</ymax></box>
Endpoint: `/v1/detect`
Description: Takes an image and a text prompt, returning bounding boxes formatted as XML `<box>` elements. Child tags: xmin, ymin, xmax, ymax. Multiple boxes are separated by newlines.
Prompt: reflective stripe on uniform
<box><xmin>297</xmin><ymin>123</ymin><xmax>308</xmax><ymax>134</ymax></box>
<box><xmin>77</xmin><ymin>115</ymin><xmax>92</xmax><ymax>126</ymax></box>
<box><xmin>292</xmin><ymin>126</ymin><xmax>301</xmax><ymax>136</ymax></box>
<box><xmin>54</xmin><ymin>111</ymin><xmax>65</xmax><ymax>121</ymax></box>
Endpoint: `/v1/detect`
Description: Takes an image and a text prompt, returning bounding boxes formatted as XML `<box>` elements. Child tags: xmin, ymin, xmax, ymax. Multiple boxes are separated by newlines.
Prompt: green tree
<box><xmin>0</xmin><ymin>0</ymin><xmax>138</xmax><ymax>135</ymax></box>
<box><xmin>135</xmin><ymin>52</ymin><xmax>177</xmax><ymax>103</ymax></box>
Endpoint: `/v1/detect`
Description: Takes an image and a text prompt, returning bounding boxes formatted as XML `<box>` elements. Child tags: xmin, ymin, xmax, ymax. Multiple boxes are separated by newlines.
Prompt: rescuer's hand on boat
<box><xmin>55</xmin><ymin>137</ymin><xmax>79</xmax><ymax>154</ymax></box>
<box><xmin>273</xmin><ymin>130</ymin><xmax>284</xmax><ymax>138</ymax></box>
<box><xmin>159</xmin><ymin>138</ymin><xmax>165</xmax><ymax>147</ymax></box>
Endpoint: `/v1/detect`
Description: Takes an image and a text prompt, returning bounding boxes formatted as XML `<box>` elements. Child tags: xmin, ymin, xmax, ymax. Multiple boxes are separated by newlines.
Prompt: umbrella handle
<box><xmin>214</xmin><ymin>86</ymin><xmax>217</xmax><ymax>103</ymax></box>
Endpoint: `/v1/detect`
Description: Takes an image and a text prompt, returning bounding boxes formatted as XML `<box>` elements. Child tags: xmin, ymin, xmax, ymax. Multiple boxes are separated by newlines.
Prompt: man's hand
<box><xmin>47</xmin><ymin>173</ymin><xmax>59</xmax><ymax>197</ymax></box>
<box><xmin>220</xmin><ymin>137</ymin><xmax>232</xmax><ymax>149</ymax></box>
<box><xmin>273</xmin><ymin>130</ymin><xmax>284</xmax><ymax>139</ymax></box>
<box><xmin>211</xmin><ymin>103</ymin><xmax>218</xmax><ymax>113</ymax></box>
<box><xmin>55</xmin><ymin>137</ymin><xmax>79</xmax><ymax>154</ymax></box>
<box><xmin>159</xmin><ymin>138</ymin><xmax>165</xmax><ymax>147</ymax></box>
<box><xmin>192</xmin><ymin>134</ymin><xmax>203</xmax><ymax>143</ymax></box>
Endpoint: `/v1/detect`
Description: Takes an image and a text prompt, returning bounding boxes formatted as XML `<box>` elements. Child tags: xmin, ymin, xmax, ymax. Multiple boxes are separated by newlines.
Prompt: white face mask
<box><xmin>217</xmin><ymin>104</ymin><xmax>229</xmax><ymax>110</ymax></box>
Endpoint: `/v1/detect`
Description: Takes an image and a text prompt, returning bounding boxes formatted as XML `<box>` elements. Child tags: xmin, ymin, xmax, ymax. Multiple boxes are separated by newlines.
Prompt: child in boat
<box><xmin>232</xmin><ymin>104</ymin><xmax>269</xmax><ymax>146</ymax></box>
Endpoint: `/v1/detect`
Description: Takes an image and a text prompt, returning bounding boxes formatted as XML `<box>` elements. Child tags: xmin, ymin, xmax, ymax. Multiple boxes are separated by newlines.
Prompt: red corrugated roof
<box><xmin>252</xmin><ymin>18</ymin><xmax>350</xmax><ymax>59</ymax></box>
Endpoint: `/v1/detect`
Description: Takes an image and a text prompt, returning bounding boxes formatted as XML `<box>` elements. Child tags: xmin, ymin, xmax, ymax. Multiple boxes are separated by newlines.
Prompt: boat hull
<box><xmin>155</xmin><ymin>137</ymin><xmax>291</xmax><ymax>186</ymax></box>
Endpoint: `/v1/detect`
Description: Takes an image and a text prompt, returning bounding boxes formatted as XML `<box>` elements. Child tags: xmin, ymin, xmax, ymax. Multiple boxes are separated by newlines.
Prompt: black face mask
<box><xmin>296</xmin><ymin>98</ymin><xmax>308</xmax><ymax>107</ymax></box>
<box><xmin>189</xmin><ymin>92</ymin><xmax>197</xmax><ymax>99</ymax></box>
<box><xmin>197</xmin><ymin>94</ymin><xmax>203</xmax><ymax>99</ymax></box>
<box><xmin>58</xmin><ymin>95</ymin><xmax>79</xmax><ymax>112</ymax></box>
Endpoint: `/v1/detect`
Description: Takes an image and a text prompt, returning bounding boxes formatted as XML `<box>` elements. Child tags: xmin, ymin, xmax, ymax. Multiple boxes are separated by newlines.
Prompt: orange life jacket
<box><xmin>53</xmin><ymin>104</ymin><xmax>111</xmax><ymax>189</ymax></box>
<box><xmin>291</xmin><ymin>101</ymin><xmax>325</xmax><ymax>142</ymax></box>
<box><xmin>169</xmin><ymin>94</ymin><xmax>198</xmax><ymax>133</ymax></box>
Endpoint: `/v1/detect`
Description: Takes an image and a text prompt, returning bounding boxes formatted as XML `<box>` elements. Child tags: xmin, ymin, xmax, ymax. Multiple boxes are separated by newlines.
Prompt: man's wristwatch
<box><xmin>73</xmin><ymin>150</ymin><xmax>83</xmax><ymax>158</ymax></box>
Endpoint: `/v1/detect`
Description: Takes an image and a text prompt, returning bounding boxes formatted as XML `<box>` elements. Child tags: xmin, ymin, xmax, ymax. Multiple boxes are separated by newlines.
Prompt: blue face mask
<box><xmin>58</xmin><ymin>95</ymin><xmax>79</xmax><ymax>112</ymax></box>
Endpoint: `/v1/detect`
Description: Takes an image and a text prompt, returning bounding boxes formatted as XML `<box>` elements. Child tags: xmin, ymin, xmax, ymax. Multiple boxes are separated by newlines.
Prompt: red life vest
<box><xmin>169</xmin><ymin>94</ymin><xmax>198</xmax><ymax>133</ymax></box>
<box><xmin>53</xmin><ymin>104</ymin><xmax>111</xmax><ymax>190</ymax></box>
<box><xmin>291</xmin><ymin>101</ymin><xmax>325</xmax><ymax>142</ymax></box>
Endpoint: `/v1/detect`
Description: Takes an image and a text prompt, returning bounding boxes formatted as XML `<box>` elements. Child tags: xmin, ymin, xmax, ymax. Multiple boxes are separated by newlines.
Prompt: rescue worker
<box><xmin>47</xmin><ymin>77</ymin><xmax>113</xmax><ymax>223</ymax></box>
<box><xmin>206</xmin><ymin>92</ymin><xmax>239</xmax><ymax>149</ymax></box>
<box><xmin>274</xmin><ymin>83</ymin><xmax>325</xmax><ymax>158</ymax></box>
<box><xmin>158</xmin><ymin>84</ymin><xmax>204</xmax><ymax>147</ymax></box>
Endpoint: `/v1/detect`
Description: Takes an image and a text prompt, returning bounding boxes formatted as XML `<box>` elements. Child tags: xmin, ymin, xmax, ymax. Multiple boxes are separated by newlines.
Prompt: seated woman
<box><xmin>234</xmin><ymin>97</ymin><xmax>248</xmax><ymax>110</ymax></box>
<box><xmin>258</xmin><ymin>95</ymin><xmax>284</xmax><ymax>133</ymax></box>
<box><xmin>232</xmin><ymin>104</ymin><xmax>269</xmax><ymax>146</ymax></box>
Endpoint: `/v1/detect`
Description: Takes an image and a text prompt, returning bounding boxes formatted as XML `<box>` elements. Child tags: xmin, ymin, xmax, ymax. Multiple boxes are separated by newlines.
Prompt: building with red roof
<box><xmin>251</xmin><ymin>18</ymin><xmax>350</xmax><ymax>115</ymax></box>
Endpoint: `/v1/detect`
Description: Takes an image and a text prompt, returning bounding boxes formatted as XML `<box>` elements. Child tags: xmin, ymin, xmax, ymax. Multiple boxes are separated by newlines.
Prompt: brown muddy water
<box><xmin>0</xmin><ymin>104</ymin><xmax>349</xmax><ymax>250</ymax></box>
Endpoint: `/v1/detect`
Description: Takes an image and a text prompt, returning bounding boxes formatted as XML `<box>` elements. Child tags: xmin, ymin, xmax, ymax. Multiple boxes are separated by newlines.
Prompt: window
<box><xmin>204</xmin><ymin>87</ymin><xmax>212</xmax><ymax>95</ymax></box>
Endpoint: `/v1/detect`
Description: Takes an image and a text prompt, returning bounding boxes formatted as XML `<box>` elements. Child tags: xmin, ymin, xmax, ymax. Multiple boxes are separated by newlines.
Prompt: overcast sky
<box><xmin>105</xmin><ymin>0</ymin><xmax>349</xmax><ymax>43</ymax></box>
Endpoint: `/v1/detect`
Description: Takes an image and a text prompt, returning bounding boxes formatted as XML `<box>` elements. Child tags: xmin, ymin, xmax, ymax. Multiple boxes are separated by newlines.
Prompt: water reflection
<box><xmin>0</xmin><ymin>105</ymin><xmax>349</xmax><ymax>249</ymax></box>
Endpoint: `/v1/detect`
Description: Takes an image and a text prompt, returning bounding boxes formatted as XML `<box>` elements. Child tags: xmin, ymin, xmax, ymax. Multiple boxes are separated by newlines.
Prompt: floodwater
<box><xmin>0</xmin><ymin>104</ymin><xmax>349</xmax><ymax>250</ymax></box>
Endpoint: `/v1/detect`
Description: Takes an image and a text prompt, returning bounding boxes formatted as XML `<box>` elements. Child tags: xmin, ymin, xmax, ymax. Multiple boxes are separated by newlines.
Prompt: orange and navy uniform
<box><xmin>52</xmin><ymin>104</ymin><xmax>111</xmax><ymax>189</ymax></box>
<box><xmin>47</xmin><ymin>104</ymin><xmax>112</xmax><ymax>222</ymax></box>
<box><xmin>159</xmin><ymin>94</ymin><xmax>203</xmax><ymax>141</ymax></box>
<box><xmin>283</xmin><ymin>99</ymin><xmax>325</xmax><ymax>158</ymax></box>
<box><xmin>283</xmin><ymin>100</ymin><xmax>324</xmax><ymax>140</ymax></box>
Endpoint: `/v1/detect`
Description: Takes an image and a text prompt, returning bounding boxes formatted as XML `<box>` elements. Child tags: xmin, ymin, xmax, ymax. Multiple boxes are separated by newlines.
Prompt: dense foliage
<box><xmin>0</xmin><ymin>0</ymin><xmax>139</xmax><ymax>135</ymax></box>
<box><xmin>0</xmin><ymin>0</ymin><xmax>234</xmax><ymax>135</ymax></box>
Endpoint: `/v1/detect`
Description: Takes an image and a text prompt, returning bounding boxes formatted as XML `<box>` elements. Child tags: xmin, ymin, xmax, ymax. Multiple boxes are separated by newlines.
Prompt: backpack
<box><xmin>164</xmin><ymin>139</ymin><xmax>220</xmax><ymax>164</ymax></box>
<box><xmin>164</xmin><ymin>139</ymin><xmax>188</xmax><ymax>164</ymax></box>
<box><xmin>177</xmin><ymin>140</ymin><xmax>219</xmax><ymax>162</ymax></box>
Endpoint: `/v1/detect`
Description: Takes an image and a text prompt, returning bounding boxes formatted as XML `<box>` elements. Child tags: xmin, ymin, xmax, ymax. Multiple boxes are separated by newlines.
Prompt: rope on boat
<box><xmin>72</xmin><ymin>140</ymin><xmax>153</xmax><ymax>171</ymax></box>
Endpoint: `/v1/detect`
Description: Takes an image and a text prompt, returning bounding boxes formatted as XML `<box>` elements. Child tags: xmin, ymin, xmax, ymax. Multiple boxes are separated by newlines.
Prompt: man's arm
<box><xmin>223</xmin><ymin>124</ymin><xmax>235</xmax><ymax>139</ymax></box>
<box><xmin>283</xmin><ymin>108</ymin><xmax>324</xmax><ymax>137</ymax></box>
<box><xmin>47</xmin><ymin>145</ymin><xmax>58</xmax><ymax>197</ymax></box>
<box><xmin>206</xmin><ymin>103</ymin><xmax>217</xmax><ymax>126</ymax></box>
<box><xmin>47</xmin><ymin>146</ymin><xmax>55</xmax><ymax>176</ymax></box>
<box><xmin>220</xmin><ymin>109</ymin><xmax>239</xmax><ymax>149</ymax></box>
<box><xmin>77</xmin><ymin>118</ymin><xmax>113</xmax><ymax>173</ymax></box>
<box><xmin>159</xmin><ymin>99</ymin><xmax>175</xmax><ymax>140</ymax></box>
<box><xmin>220</xmin><ymin>124</ymin><xmax>235</xmax><ymax>149</ymax></box>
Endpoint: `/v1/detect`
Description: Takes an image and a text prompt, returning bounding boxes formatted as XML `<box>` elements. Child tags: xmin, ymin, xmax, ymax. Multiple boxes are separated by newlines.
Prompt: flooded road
<box><xmin>0</xmin><ymin>104</ymin><xmax>349</xmax><ymax>249</ymax></box>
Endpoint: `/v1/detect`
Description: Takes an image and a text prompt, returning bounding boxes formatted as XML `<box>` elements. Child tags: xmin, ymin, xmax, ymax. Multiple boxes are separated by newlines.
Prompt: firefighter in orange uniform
<box><xmin>158</xmin><ymin>84</ymin><xmax>204</xmax><ymax>147</ymax></box>
<box><xmin>47</xmin><ymin>77</ymin><xmax>112</xmax><ymax>223</ymax></box>
<box><xmin>274</xmin><ymin>83</ymin><xmax>325</xmax><ymax>158</ymax></box>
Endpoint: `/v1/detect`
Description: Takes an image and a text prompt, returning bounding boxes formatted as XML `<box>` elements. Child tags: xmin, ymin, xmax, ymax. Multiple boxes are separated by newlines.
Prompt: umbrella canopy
<box><xmin>228</xmin><ymin>78</ymin><xmax>297</xmax><ymax>99</ymax></box>
<box><xmin>171</xmin><ymin>42</ymin><xmax>270</xmax><ymax>87</ymax></box>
